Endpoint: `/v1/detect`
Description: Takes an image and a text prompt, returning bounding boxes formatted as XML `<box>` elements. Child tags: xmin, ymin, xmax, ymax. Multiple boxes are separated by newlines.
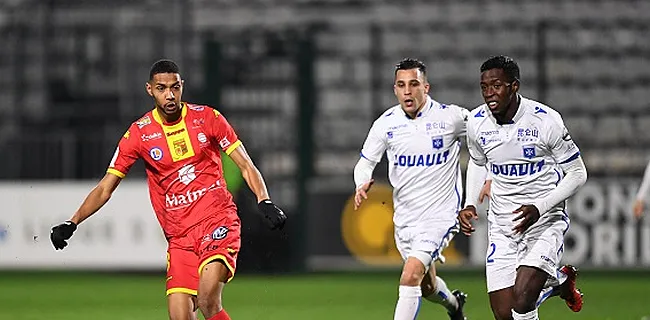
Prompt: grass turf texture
<box><xmin>0</xmin><ymin>271</ymin><xmax>648</xmax><ymax>319</ymax></box>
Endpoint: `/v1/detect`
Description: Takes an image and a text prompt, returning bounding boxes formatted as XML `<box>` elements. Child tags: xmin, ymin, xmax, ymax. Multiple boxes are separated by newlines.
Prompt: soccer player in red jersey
<box><xmin>50</xmin><ymin>59</ymin><xmax>287</xmax><ymax>320</ymax></box>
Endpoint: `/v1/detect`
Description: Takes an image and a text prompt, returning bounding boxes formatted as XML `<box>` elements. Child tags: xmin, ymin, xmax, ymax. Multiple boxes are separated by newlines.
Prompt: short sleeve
<box><xmin>359</xmin><ymin>120</ymin><xmax>387</xmax><ymax>163</ymax></box>
<box><xmin>208</xmin><ymin>109</ymin><xmax>241</xmax><ymax>155</ymax></box>
<box><xmin>107</xmin><ymin>126</ymin><xmax>140</xmax><ymax>178</ymax></box>
<box><xmin>545</xmin><ymin>114</ymin><xmax>580</xmax><ymax>164</ymax></box>
<box><xmin>457</xmin><ymin>106</ymin><xmax>471</xmax><ymax>137</ymax></box>
<box><xmin>466</xmin><ymin>120</ymin><xmax>488</xmax><ymax>166</ymax></box>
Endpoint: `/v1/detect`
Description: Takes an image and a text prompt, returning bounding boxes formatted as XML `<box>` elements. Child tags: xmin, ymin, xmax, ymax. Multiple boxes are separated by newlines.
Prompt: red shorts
<box><xmin>165</xmin><ymin>213</ymin><xmax>241</xmax><ymax>296</ymax></box>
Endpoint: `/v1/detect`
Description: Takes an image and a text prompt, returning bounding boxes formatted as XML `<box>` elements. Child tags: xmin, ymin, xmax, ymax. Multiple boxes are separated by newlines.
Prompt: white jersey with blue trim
<box><xmin>466</xmin><ymin>96</ymin><xmax>580</xmax><ymax>227</ymax></box>
<box><xmin>360</xmin><ymin>96</ymin><xmax>470</xmax><ymax>228</ymax></box>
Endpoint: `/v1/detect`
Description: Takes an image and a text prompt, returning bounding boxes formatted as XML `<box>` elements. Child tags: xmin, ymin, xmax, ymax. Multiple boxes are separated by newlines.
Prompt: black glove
<box><xmin>50</xmin><ymin>221</ymin><xmax>77</xmax><ymax>250</ymax></box>
<box><xmin>257</xmin><ymin>200</ymin><xmax>287</xmax><ymax>230</ymax></box>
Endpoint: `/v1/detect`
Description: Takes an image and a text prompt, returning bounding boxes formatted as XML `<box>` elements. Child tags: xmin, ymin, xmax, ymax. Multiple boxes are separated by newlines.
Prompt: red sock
<box><xmin>207</xmin><ymin>309</ymin><xmax>230</xmax><ymax>320</ymax></box>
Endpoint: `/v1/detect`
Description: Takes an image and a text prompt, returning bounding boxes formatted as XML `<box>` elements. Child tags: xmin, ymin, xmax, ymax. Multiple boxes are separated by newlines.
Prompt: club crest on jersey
<box><xmin>149</xmin><ymin>147</ymin><xmax>163</xmax><ymax>161</ymax></box>
<box><xmin>173</xmin><ymin>139</ymin><xmax>189</xmax><ymax>156</ymax></box>
<box><xmin>523</xmin><ymin>146</ymin><xmax>536</xmax><ymax>159</ymax></box>
<box><xmin>432</xmin><ymin>136</ymin><xmax>444</xmax><ymax>149</ymax></box>
<box><xmin>212</xmin><ymin>226</ymin><xmax>228</xmax><ymax>240</ymax></box>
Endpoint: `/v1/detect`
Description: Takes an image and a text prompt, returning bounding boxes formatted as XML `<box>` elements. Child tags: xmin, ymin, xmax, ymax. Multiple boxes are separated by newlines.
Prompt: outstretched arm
<box><xmin>70</xmin><ymin>173</ymin><xmax>123</xmax><ymax>224</ymax></box>
<box><xmin>51</xmin><ymin>172</ymin><xmax>122</xmax><ymax>250</ymax></box>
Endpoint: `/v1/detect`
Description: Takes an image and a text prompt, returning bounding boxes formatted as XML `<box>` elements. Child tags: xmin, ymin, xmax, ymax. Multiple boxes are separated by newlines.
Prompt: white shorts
<box><xmin>394</xmin><ymin>218</ymin><xmax>459</xmax><ymax>268</ymax></box>
<box><xmin>485</xmin><ymin>213</ymin><xmax>570</xmax><ymax>293</ymax></box>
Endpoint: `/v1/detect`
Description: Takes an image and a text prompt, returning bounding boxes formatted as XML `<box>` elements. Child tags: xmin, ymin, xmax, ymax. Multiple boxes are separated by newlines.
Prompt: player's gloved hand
<box><xmin>258</xmin><ymin>200</ymin><xmax>287</xmax><ymax>230</ymax></box>
<box><xmin>50</xmin><ymin>220</ymin><xmax>77</xmax><ymax>250</ymax></box>
<box><xmin>458</xmin><ymin>205</ymin><xmax>478</xmax><ymax>236</ymax></box>
<box><xmin>512</xmin><ymin>205</ymin><xmax>540</xmax><ymax>234</ymax></box>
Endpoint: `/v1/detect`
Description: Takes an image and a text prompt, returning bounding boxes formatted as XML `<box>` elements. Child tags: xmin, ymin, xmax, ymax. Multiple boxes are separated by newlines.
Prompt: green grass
<box><xmin>0</xmin><ymin>271</ymin><xmax>648</xmax><ymax>319</ymax></box>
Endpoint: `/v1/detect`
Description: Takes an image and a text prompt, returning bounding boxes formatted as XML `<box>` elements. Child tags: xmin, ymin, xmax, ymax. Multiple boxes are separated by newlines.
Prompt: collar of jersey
<box><xmin>401</xmin><ymin>95</ymin><xmax>434</xmax><ymax>119</ymax></box>
<box><xmin>152</xmin><ymin>102</ymin><xmax>187</xmax><ymax>126</ymax></box>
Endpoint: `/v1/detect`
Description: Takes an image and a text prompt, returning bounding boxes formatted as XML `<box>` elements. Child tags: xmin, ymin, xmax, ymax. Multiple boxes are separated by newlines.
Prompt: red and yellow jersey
<box><xmin>108</xmin><ymin>103</ymin><xmax>241</xmax><ymax>238</ymax></box>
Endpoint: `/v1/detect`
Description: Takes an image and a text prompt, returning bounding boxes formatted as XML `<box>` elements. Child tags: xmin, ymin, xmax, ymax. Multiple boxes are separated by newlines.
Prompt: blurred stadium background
<box><xmin>0</xmin><ymin>0</ymin><xmax>649</xmax><ymax>319</ymax></box>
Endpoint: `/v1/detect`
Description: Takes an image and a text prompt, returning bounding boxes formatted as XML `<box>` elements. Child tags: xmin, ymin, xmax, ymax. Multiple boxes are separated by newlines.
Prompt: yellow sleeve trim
<box><xmin>166</xmin><ymin>288</ymin><xmax>198</xmax><ymax>296</ymax></box>
<box><xmin>225</xmin><ymin>140</ymin><xmax>242</xmax><ymax>155</ymax></box>
<box><xmin>213</xmin><ymin>109</ymin><xmax>220</xmax><ymax>117</ymax></box>
<box><xmin>107</xmin><ymin>168</ymin><xmax>126</xmax><ymax>178</ymax></box>
<box><xmin>198</xmin><ymin>254</ymin><xmax>236</xmax><ymax>283</ymax></box>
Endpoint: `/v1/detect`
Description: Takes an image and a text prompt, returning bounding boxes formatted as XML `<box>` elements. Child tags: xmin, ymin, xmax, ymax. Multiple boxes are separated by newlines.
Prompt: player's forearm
<box><xmin>465</xmin><ymin>160</ymin><xmax>488</xmax><ymax>207</ymax></box>
<box><xmin>353</xmin><ymin>157</ymin><xmax>377</xmax><ymax>189</ymax></box>
<box><xmin>533</xmin><ymin>157</ymin><xmax>588</xmax><ymax>214</ymax></box>
<box><xmin>241</xmin><ymin>165</ymin><xmax>270</xmax><ymax>203</ymax></box>
<box><xmin>70</xmin><ymin>185</ymin><xmax>112</xmax><ymax>225</ymax></box>
<box><xmin>636</xmin><ymin>161</ymin><xmax>650</xmax><ymax>201</ymax></box>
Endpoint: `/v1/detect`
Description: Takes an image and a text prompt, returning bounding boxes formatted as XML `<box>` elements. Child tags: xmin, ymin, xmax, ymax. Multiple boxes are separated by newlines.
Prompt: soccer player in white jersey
<box><xmin>459</xmin><ymin>56</ymin><xmax>587</xmax><ymax>320</ymax></box>
<box><xmin>354</xmin><ymin>58</ymin><xmax>469</xmax><ymax>320</ymax></box>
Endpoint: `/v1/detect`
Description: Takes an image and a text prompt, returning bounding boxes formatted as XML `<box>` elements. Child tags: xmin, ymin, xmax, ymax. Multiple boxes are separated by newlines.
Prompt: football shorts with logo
<box><xmin>485</xmin><ymin>211</ymin><xmax>569</xmax><ymax>292</ymax></box>
<box><xmin>166</xmin><ymin>210</ymin><xmax>241</xmax><ymax>296</ymax></box>
<box><xmin>394</xmin><ymin>215</ymin><xmax>459</xmax><ymax>268</ymax></box>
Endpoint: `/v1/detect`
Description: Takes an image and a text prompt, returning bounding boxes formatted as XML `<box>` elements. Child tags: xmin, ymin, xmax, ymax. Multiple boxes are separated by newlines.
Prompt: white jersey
<box><xmin>360</xmin><ymin>96</ymin><xmax>470</xmax><ymax>228</ymax></box>
<box><xmin>466</xmin><ymin>96</ymin><xmax>580</xmax><ymax>228</ymax></box>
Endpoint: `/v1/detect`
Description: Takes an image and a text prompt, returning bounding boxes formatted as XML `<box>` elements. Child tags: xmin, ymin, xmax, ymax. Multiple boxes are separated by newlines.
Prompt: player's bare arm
<box><xmin>229</xmin><ymin>144</ymin><xmax>269</xmax><ymax>202</ymax></box>
<box><xmin>228</xmin><ymin>143</ymin><xmax>287</xmax><ymax>230</ymax></box>
<box><xmin>50</xmin><ymin>172</ymin><xmax>122</xmax><ymax>250</ymax></box>
<box><xmin>70</xmin><ymin>173</ymin><xmax>122</xmax><ymax>224</ymax></box>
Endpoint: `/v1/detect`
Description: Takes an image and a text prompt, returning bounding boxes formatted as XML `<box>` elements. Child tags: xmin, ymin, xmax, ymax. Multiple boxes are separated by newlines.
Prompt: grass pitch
<box><xmin>0</xmin><ymin>271</ymin><xmax>647</xmax><ymax>319</ymax></box>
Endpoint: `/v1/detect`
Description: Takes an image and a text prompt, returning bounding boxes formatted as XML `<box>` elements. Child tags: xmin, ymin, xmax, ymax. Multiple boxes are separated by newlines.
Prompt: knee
<box><xmin>512</xmin><ymin>283</ymin><xmax>536</xmax><ymax>312</ymax></box>
<box><xmin>399</xmin><ymin>269</ymin><xmax>424</xmax><ymax>287</ymax></box>
<box><xmin>197</xmin><ymin>292</ymin><xmax>222</xmax><ymax>315</ymax></box>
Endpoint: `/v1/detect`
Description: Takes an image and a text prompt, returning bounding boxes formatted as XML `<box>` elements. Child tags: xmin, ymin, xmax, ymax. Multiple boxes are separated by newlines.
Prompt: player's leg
<box><xmin>394</xmin><ymin>257</ymin><xmax>426</xmax><ymax>320</ymax></box>
<box><xmin>421</xmin><ymin>265</ymin><xmax>465</xmax><ymax>319</ymax></box>
<box><xmin>197</xmin><ymin>260</ymin><xmax>230</xmax><ymax>320</ymax></box>
<box><xmin>392</xmin><ymin>225</ymin><xmax>425</xmax><ymax>320</ymax></box>
<box><xmin>485</xmin><ymin>229</ymin><xmax>518</xmax><ymax>320</ymax></box>
<box><xmin>195</xmin><ymin>215</ymin><xmax>241</xmax><ymax>320</ymax></box>
<box><xmin>168</xmin><ymin>293</ymin><xmax>198</xmax><ymax>320</ymax></box>
<box><xmin>511</xmin><ymin>266</ymin><xmax>547</xmax><ymax>320</ymax></box>
<box><xmin>489</xmin><ymin>288</ymin><xmax>515</xmax><ymax>320</ymax></box>
<box><xmin>166</xmin><ymin>242</ymin><xmax>200</xmax><ymax>320</ymax></box>
<box><xmin>418</xmin><ymin>223</ymin><xmax>464</xmax><ymax>319</ymax></box>
<box><xmin>512</xmin><ymin>216</ymin><xmax>570</xmax><ymax>320</ymax></box>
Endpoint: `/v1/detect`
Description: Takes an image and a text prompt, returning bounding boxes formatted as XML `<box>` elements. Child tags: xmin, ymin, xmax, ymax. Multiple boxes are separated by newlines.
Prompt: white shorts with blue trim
<box><xmin>485</xmin><ymin>211</ymin><xmax>570</xmax><ymax>293</ymax></box>
<box><xmin>394</xmin><ymin>218</ymin><xmax>459</xmax><ymax>268</ymax></box>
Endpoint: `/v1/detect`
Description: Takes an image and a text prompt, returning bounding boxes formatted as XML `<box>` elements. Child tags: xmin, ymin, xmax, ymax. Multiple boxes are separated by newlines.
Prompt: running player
<box><xmin>354</xmin><ymin>58</ymin><xmax>469</xmax><ymax>320</ymax></box>
<box><xmin>460</xmin><ymin>55</ymin><xmax>586</xmax><ymax>320</ymax></box>
<box><xmin>50</xmin><ymin>59</ymin><xmax>286</xmax><ymax>320</ymax></box>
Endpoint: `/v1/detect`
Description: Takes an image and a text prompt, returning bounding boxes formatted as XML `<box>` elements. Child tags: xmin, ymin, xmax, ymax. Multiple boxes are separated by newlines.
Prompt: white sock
<box><xmin>424</xmin><ymin>276</ymin><xmax>459</xmax><ymax>313</ymax></box>
<box><xmin>512</xmin><ymin>309</ymin><xmax>539</xmax><ymax>320</ymax></box>
<box><xmin>394</xmin><ymin>285</ymin><xmax>422</xmax><ymax>320</ymax></box>
<box><xmin>556</xmin><ymin>268</ymin><xmax>568</xmax><ymax>285</ymax></box>
<box><xmin>535</xmin><ymin>286</ymin><xmax>554</xmax><ymax>307</ymax></box>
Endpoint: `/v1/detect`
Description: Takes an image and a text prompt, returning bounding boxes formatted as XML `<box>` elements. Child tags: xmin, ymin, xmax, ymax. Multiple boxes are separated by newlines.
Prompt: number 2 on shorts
<box><xmin>486</xmin><ymin>243</ymin><xmax>496</xmax><ymax>263</ymax></box>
